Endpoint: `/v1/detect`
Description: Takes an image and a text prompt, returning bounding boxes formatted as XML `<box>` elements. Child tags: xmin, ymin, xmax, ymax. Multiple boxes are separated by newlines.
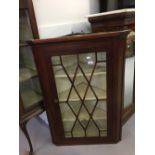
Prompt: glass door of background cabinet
<box><xmin>19</xmin><ymin>44</ymin><xmax>43</xmax><ymax>111</ymax></box>
<box><xmin>30</xmin><ymin>31</ymin><xmax>128</xmax><ymax>145</ymax></box>
<box><xmin>19</xmin><ymin>0</ymin><xmax>42</xmax><ymax>112</ymax></box>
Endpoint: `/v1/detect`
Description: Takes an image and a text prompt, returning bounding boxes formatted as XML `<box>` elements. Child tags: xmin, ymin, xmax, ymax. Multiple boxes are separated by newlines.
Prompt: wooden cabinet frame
<box><xmin>29</xmin><ymin>31</ymin><xmax>129</xmax><ymax>145</ymax></box>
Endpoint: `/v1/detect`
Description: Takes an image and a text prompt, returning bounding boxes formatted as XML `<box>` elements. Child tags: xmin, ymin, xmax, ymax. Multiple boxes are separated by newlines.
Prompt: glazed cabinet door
<box><xmin>19</xmin><ymin>0</ymin><xmax>43</xmax><ymax>115</ymax></box>
<box><xmin>31</xmin><ymin>31</ymin><xmax>128</xmax><ymax>145</ymax></box>
<box><xmin>51</xmin><ymin>52</ymin><xmax>107</xmax><ymax>138</ymax></box>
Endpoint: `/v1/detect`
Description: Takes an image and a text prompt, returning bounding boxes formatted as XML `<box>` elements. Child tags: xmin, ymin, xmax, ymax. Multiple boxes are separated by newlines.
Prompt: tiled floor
<box><xmin>19</xmin><ymin>115</ymin><xmax>135</xmax><ymax>155</ymax></box>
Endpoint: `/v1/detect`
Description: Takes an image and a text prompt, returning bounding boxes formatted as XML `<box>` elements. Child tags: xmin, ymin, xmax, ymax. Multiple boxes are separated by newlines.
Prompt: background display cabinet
<box><xmin>29</xmin><ymin>30</ymin><xmax>129</xmax><ymax>145</ymax></box>
<box><xmin>19</xmin><ymin>0</ymin><xmax>44</xmax><ymax>154</ymax></box>
<box><xmin>88</xmin><ymin>8</ymin><xmax>135</xmax><ymax>125</ymax></box>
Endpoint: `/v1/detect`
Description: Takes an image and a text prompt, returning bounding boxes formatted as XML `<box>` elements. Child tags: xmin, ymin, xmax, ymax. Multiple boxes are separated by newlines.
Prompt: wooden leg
<box><xmin>20</xmin><ymin>122</ymin><xmax>34</xmax><ymax>155</ymax></box>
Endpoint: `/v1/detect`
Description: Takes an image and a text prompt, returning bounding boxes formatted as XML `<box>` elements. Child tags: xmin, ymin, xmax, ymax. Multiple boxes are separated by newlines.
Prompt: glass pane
<box><xmin>19</xmin><ymin>45</ymin><xmax>43</xmax><ymax>110</ymax></box>
<box><xmin>53</xmin><ymin>66</ymin><xmax>72</xmax><ymax>102</ymax></box>
<box><xmin>19</xmin><ymin>68</ymin><xmax>37</xmax><ymax>83</ymax></box>
<box><xmin>124</xmin><ymin>56</ymin><xmax>135</xmax><ymax>108</ymax></box>
<box><xmin>97</xmin><ymin>52</ymin><xmax>106</xmax><ymax>61</ymax></box>
<box><xmin>51</xmin><ymin>52</ymin><xmax>107</xmax><ymax>138</ymax></box>
<box><xmin>51</xmin><ymin>56</ymin><xmax>61</xmax><ymax>65</ymax></box>
<box><xmin>59</xmin><ymin>103</ymin><xmax>76</xmax><ymax>131</ymax></box>
<box><xmin>20</xmin><ymin>46</ymin><xmax>36</xmax><ymax>70</ymax></box>
<box><xmin>91</xmin><ymin>62</ymin><xmax>106</xmax><ymax>100</ymax></box>
<box><xmin>62</xmin><ymin>55</ymin><xmax>78</xmax><ymax>80</ymax></box>
<box><xmin>19</xmin><ymin>10</ymin><xmax>33</xmax><ymax>42</ymax></box>
<box><xmin>124</xmin><ymin>31</ymin><xmax>135</xmax><ymax>108</ymax></box>
<box><xmin>19</xmin><ymin>77</ymin><xmax>43</xmax><ymax>109</ymax></box>
<box><xmin>79</xmin><ymin>53</ymin><xmax>95</xmax><ymax>80</ymax></box>
<box><xmin>86</xmin><ymin>120</ymin><xmax>99</xmax><ymax>137</ymax></box>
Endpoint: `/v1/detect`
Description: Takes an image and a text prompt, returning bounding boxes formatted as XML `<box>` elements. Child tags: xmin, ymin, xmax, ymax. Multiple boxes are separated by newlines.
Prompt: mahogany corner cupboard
<box><xmin>29</xmin><ymin>30</ymin><xmax>130</xmax><ymax>145</ymax></box>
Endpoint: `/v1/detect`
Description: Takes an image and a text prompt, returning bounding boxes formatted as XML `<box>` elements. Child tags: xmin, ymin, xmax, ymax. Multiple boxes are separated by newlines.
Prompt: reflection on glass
<box><xmin>124</xmin><ymin>31</ymin><xmax>135</xmax><ymax>108</ymax></box>
<box><xmin>124</xmin><ymin>56</ymin><xmax>135</xmax><ymax>108</ymax></box>
<box><xmin>20</xmin><ymin>10</ymin><xmax>33</xmax><ymax>42</ymax></box>
<box><xmin>51</xmin><ymin>52</ymin><xmax>107</xmax><ymax>138</ymax></box>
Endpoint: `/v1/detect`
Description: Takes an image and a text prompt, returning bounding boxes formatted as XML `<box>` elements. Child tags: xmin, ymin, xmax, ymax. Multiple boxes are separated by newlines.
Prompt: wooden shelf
<box><xmin>21</xmin><ymin>90</ymin><xmax>43</xmax><ymax>109</ymax></box>
<box><xmin>62</xmin><ymin>106</ymin><xmax>106</xmax><ymax>122</ymax></box>
<box><xmin>59</xmin><ymin>82</ymin><xmax>106</xmax><ymax>102</ymax></box>
<box><xmin>54</xmin><ymin>63</ymin><xmax>106</xmax><ymax>78</ymax></box>
<box><xmin>19</xmin><ymin>68</ymin><xmax>37</xmax><ymax>82</ymax></box>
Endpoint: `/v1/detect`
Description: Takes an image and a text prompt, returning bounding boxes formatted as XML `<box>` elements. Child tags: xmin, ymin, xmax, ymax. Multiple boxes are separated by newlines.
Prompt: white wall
<box><xmin>32</xmin><ymin>0</ymin><xmax>99</xmax><ymax>38</ymax></box>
